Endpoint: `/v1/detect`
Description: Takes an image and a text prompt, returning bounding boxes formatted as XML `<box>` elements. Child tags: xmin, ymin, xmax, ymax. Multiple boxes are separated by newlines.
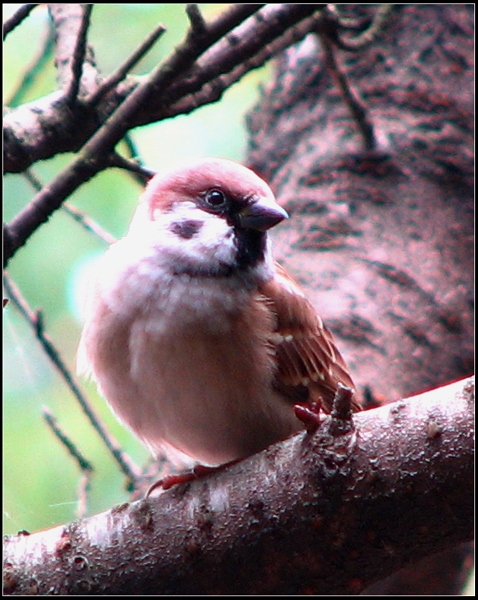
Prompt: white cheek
<box><xmin>192</xmin><ymin>215</ymin><xmax>236</xmax><ymax>263</ymax></box>
<box><xmin>88</xmin><ymin>206</ymin><xmax>237</xmax><ymax>317</ymax></box>
<box><xmin>155</xmin><ymin>207</ymin><xmax>236</xmax><ymax>267</ymax></box>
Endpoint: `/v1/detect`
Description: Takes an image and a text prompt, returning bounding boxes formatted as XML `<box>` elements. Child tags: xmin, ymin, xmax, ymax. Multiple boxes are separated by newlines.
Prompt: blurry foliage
<box><xmin>3</xmin><ymin>4</ymin><xmax>271</xmax><ymax>534</ymax></box>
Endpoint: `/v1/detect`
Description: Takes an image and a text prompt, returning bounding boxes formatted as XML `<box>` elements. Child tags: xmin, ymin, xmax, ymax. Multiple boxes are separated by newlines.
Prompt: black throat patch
<box><xmin>234</xmin><ymin>228</ymin><xmax>267</xmax><ymax>270</ymax></box>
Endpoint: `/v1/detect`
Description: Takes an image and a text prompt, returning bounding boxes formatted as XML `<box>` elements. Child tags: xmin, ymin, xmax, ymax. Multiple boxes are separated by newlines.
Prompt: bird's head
<box><xmin>131</xmin><ymin>158</ymin><xmax>288</xmax><ymax>276</ymax></box>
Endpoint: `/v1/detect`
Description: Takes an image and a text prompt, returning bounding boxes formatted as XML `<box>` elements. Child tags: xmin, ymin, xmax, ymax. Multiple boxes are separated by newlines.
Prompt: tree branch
<box><xmin>48</xmin><ymin>4</ymin><xmax>98</xmax><ymax>98</ymax></box>
<box><xmin>3</xmin><ymin>4</ymin><xmax>325</xmax><ymax>174</ymax></box>
<box><xmin>5</xmin><ymin>20</ymin><xmax>55</xmax><ymax>107</ymax></box>
<box><xmin>64</xmin><ymin>4</ymin><xmax>94</xmax><ymax>105</ymax></box>
<box><xmin>2</xmin><ymin>273</ymin><xmax>141</xmax><ymax>485</ymax></box>
<box><xmin>3</xmin><ymin>4</ymin><xmax>268</xmax><ymax>266</ymax></box>
<box><xmin>87</xmin><ymin>23</ymin><xmax>167</xmax><ymax>108</ymax></box>
<box><xmin>42</xmin><ymin>406</ymin><xmax>95</xmax><ymax>520</ymax></box>
<box><xmin>163</xmin><ymin>5</ymin><xmax>327</xmax><ymax>119</ymax></box>
<box><xmin>3</xmin><ymin>3</ymin><xmax>38</xmax><ymax>39</ymax></box>
<box><xmin>3</xmin><ymin>377</ymin><xmax>473</xmax><ymax>595</ymax></box>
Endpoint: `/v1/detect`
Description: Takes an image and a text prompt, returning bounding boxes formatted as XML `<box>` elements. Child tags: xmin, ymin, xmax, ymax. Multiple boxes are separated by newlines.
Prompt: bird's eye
<box><xmin>204</xmin><ymin>189</ymin><xmax>227</xmax><ymax>209</ymax></box>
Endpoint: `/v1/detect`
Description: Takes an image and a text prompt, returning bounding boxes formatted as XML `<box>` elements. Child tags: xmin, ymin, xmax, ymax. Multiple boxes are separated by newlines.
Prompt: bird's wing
<box><xmin>259</xmin><ymin>263</ymin><xmax>360</xmax><ymax>412</ymax></box>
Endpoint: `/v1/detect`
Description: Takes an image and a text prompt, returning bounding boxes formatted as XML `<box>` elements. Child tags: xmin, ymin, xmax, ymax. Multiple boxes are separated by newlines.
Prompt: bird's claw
<box><xmin>294</xmin><ymin>403</ymin><xmax>324</xmax><ymax>433</ymax></box>
<box><xmin>145</xmin><ymin>460</ymin><xmax>240</xmax><ymax>496</ymax></box>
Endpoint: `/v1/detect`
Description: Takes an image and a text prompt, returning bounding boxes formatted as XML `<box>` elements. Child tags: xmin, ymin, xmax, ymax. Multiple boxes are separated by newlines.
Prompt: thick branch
<box><xmin>3</xmin><ymin>4</ymin><xmax>324</xmax><ymax>174</ymax></box>
<box><xmin>3</xmin><ymin>5</ymin><xmax>265</xmax><ymax>266</ymax></box>
<box><xmin>153</xmin><ymin>4</ymin><xmax>327</xmax><ymax>120</ymax></box>
<box><xmin>4</xmin><ymin>378</ymin><xmax>473</xmax><ymax>595</ymax></box>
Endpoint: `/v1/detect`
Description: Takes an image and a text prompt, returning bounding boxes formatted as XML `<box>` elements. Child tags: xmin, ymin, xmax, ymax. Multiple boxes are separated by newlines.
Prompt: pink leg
<box><xmin>294</xmin><ymin>402</ymin><xmax>324</xmax><ymax>433</ymax></box>
<box><xmin>146</xmin><ymin>459</ymin><xmax>240</xmax><ymax>496</ymax></box>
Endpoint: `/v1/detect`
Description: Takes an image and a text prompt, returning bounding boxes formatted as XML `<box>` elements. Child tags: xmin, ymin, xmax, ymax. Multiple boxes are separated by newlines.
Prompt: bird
<box><xmin>77</xmin><ymin>157</ymin><xmax>360</xmax><ymax>488</ymax></box>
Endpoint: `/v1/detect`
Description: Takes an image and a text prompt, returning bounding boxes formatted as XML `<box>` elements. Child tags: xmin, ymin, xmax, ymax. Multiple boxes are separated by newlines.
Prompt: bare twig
<box><xmin>186</xmin><ymin>4</ymin><xmax>207</xmax><ymax>36</ymax></box>
<box><xmin>3</xmin><ymin>4</ymin><xmax>264</xmax><ymax>266</ymax></box>
<box><xmin>42</xmin><ymin>406</ymin><xmax>94</xmax><ymax>519</ymax></box>
<box><xmin>121</xmin><ymin>133</ymin><xmax>143</xmax><ymax>165</ymax></box>
<box><xmin>332</xmin><ymin>4</ymin><xmax>395</xmax><ymax>51</ymax></box>
<box><xmin>6</xmin><ymin>23</ymin><xmax>55</xmax><ymax>107</ymax></box>
<box><xmin>22</xmin><ymin>169</ymin><xmax>117</xmax><ymax>244</ymax></box>
<box><xmin>65</xmin><ymin>4</ymin><xmax>94</xmax><ymax>105</ymax></box>
<box><xmin>107</xmin><ymin>153</ymin><xmax>156</xmax><ymax>184</ymax></box>
<box><xmin>110</xmin><ymin>131</ymin><xmax>156</xmax><ymax>185</ymax></box>
<box><xmin>49</xmin><ymin>4</ymin><xmax>98</xmax><ymax>95</ymax></box>
<box><xmin>3</xmin><ymin>3</ymin><xmax>38</xmax><ymax>39</ymax></box>
<box><xmin>87</xmin><ymin>23</ymin><xmax>167</xmax><ymax>108</ymax></box>
<box><xmin>3</xmin><ymin>273</ymin><xmax>141</xmax><ymax>485</ymax></box>
<box><xmin>321</xmin><ymin>33</ymin><xmax>377</xmax><ymax>151</ymax></box>
<box><xmin>62</xmin><ymin>203</ymin><xmax>117</xmax><ymax>245</ymax></box>
<box><xmin>42</xmin><ymin>406</ymin><xmax>95</xmax><ymax>473</ymax></box>
<box><xmin>22</xmin><ymin>168</ymin><xmax>42</xmax><ymax>191</ymax></box>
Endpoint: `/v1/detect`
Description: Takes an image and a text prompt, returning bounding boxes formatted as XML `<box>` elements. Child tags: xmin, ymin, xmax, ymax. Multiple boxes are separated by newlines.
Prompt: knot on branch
<box><xmin>329</xmin><ymin>383</ymin><xmax>356</xmax><ymax>434</ymax></box>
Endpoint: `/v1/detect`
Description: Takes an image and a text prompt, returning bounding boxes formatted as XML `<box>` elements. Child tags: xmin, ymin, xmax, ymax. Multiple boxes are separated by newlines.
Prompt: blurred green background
<box><xmin>3</xmin><ymin>6</ymin><xmax>475</xmax><ymax>596</ymax></box>
<box><xmin>3</xmin><ymin>4</ymin><xmax>271</xmax><ymax>535</ymax></box>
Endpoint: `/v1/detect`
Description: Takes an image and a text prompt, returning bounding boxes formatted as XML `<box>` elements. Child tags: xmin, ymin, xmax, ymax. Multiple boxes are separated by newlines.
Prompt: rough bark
<box><xmin>3</xmin><ymin>378</ymin><xmax>474</xmax><ymax>595</ymax></box>
<box><xmin>246</xmin><ymin>4</ymin><xmax>474</xmax><ymax>594</ymax></box>
<box><xmin>3</xmin><ymin>4</ymin><xmax>474</xmax><ymax>595</ymax></box>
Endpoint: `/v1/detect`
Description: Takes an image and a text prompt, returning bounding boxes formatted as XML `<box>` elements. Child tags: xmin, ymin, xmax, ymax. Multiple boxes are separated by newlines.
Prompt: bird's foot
<box><xmin>294</xmin><ymin>402</ymin><xmax>324</xmax><ymax>434</ymax></box>
<box><xmin>146</xmin><ymin>460</ymin><xmax>240</xmax><ymax>496</ymax></box>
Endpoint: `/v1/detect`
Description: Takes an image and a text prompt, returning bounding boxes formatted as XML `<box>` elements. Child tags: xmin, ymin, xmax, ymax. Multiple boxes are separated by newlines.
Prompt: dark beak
<box><xmin>235</xmin><ymin>196</ymin><xmax>289</xmax><ymax>231</ymax></box>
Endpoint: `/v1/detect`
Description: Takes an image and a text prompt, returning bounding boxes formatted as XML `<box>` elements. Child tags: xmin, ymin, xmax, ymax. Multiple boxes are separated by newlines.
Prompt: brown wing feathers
<box><xmin>260</xmin><ymin>263</ymin><xmax>360</xmax><ymax>413</ymax></box>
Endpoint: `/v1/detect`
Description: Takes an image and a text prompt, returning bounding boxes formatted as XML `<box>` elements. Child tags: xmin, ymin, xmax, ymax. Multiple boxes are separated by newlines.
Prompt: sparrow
<box><xmin>78</xmin><ymin>157</ymin><xmax>359</xmax><ymax>485</ymax></box>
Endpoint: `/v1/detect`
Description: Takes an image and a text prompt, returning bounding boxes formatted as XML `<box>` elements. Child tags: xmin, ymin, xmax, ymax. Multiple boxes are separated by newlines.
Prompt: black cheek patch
<box><xmin>169</xmin><ymin>220</ymin><xmax>203</xmax><ymax>239</ymax></box>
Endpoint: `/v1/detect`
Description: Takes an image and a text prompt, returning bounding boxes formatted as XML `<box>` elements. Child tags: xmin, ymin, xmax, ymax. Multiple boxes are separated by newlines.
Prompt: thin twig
<box><xmin>107</xmin><ymin>152</ymin><xmax>156</xmax><ymax>184</ymax></box>
<box><xmin>115</xmin><ymin>133</ymin><xmax>155</xmax><ymax>184</ymax></box>
<box><xmin>6</xmin><ymin>23</ymin><xmax>55</xmax><ymax>107</ymax></box>
<box><xmin>62</xmin><ymin>203</ymin><xmax>117</xmax><ymax>245</ymax></box>
<box><xmin>186</xmin><ymin>4</ymin><xmax>207</xmax><ymax>35</ymax></box>
<box><xmin>122</xmin><ymin>133</ymin><xmax>146</xmax><ymax>170</ymax></box>
<box><xmin>166</xmin><ymin>7</ymin><xmax>327</xmax><ymax>118</ymax></box>
<box><xmin>4</xmin><ymin>4</ymin><xmax>263</xmax><ymax>266</ymax></box>
<box><xmin>49</xmin><ymin>4</ymin><xmax>98</xmax><ymax>95</ymax></box>
<box><xmin>3</xmin><ymin>3</ymin><xmax>38</xmax><ymax>39</ymax></box>
<box><xmin>66</xmin><ymin>4</ymin><xmax>94</xmax><ymax>105</ymax></box>
<box><xmin>321</xmin><ymin>34</ymin><xmax>377</xmax><ymax>152</ymax></box>
<box><xmin>42</xmin><ymin>406</ymin><xmax>94</xmax><ymax>519</ymax></box>
<box><xmin>333</xmin><ymin>4</ymin><xmax>395</xmax><ymax>51</ymax></box>
<box><xmin>42</xmin><ymin>406</ymin><xmax>94</xmax><ymax>473</ymax></box>
<box><xmin>22</xmin><ymin>168</ymin><xmax>43</xmax><ymax>191</ymax></box>
<box><xmin>3</xmin><ymin>273</ymin><xmax>141</xmax><ymax>484</ymax></box>
<box><xmin>87</xmin><ymin>23</ymin><xmax>167</xmax><ymax>108</ymax></box>
<box><xmin>23</xmin><ymin>169</ymin><xmax>117</xmax><ymax>244</ymax></box>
